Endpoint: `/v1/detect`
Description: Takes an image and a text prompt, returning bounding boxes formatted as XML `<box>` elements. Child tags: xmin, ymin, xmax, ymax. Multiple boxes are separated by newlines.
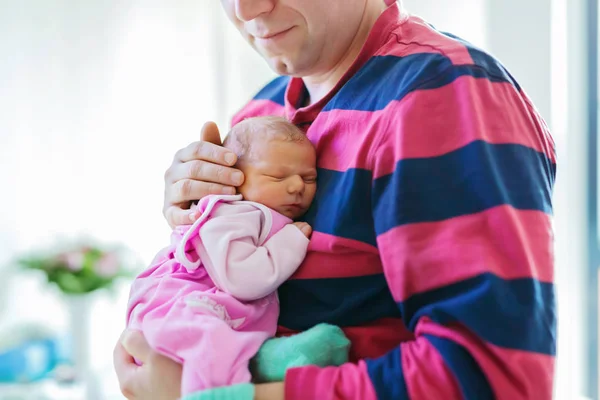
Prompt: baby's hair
<box><xmin>223</xmin><ymin>116</ymin><xmax>306</xmax><ymax>165</ymax></box>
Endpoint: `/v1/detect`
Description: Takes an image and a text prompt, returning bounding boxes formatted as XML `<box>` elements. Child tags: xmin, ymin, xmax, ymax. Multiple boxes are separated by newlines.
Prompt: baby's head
<box><xmin>223</xmin><ymin>116</ymin><xmax>317</xmax><ymax>220</ymax></box>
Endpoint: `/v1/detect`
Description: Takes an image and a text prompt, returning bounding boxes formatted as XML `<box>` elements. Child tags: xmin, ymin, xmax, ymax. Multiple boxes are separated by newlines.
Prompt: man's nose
<box><xmin>234</xmin><ymin>0</ymin><xmax>274</xmax><ymax>22</ymax></box>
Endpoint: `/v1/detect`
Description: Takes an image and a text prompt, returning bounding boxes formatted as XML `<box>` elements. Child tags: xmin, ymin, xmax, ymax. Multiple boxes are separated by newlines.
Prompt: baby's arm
<box><xmin>198</xmin><ymin>209</ymin><xmax>310</xmax><ymax>301</ymax></box>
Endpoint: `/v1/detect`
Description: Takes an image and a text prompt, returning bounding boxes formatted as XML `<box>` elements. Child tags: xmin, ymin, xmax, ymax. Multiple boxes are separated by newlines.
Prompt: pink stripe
<box><xmin>285</xmin><ymin>362</ymin><xmax>378</xmax><ymax>400</ymax></box>
<box><xmin>231</xmin><ymin>99</ymin><xmax>285</xmax><ymax>127</ymax></box>
<box><xmin>307</xmin><ymin>76</ymin><xmax>555</xmax><ymax>176</ymax></box>
<box><xmin>418</xmin><ymin>320</ymin><xmax>554</xmax><ymax>400</ymax></box>
<box><xmin>378</xmin><ymin>206</ymin><xmax>553</xmax><ymax>302</ymax></box>
<box><xmin>401</xmin><ymin>336</ymin><xmax>462</xmax><ymax>400</ymax></box>
<box><xmin>290</xmin><ymin>232</ymin><xmax>381</xmax><ymax>279</ymax></box>
<box><xmin>378</xmin><ymin>16</ymin><xmax>474</xmax><ymax>65</ymax></box>
<box><xmin>305</xmin><ymin>111</ymin><xmax>381</xmax><ymax>172</ymax></box>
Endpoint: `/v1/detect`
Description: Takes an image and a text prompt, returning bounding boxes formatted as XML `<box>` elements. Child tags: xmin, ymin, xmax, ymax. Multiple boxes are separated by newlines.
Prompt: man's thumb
<box><xmin>201</xmin><ymin>121</ymin><xmax>222</xmax><ymax>146</ymax></box>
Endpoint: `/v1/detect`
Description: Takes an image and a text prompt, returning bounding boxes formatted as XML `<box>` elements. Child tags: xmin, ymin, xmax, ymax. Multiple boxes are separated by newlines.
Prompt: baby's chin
<box><xmin>277</xmin><ymin>205</ymin><xmax>306</xmax><ymax>220</ymax></box>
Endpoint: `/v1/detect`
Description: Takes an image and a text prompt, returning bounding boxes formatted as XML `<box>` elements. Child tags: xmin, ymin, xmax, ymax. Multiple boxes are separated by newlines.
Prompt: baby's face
<box><xmin>238</xmin><ymin>138</ymin><xmax>317</xmax><ymax>219</ymax></box>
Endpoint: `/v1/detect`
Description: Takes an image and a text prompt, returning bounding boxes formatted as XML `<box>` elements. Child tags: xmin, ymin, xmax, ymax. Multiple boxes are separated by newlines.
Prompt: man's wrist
<box><xmin>254</xmin><ymin>382</ymin><xmax>285</xmax><ymax>400</ymax></box>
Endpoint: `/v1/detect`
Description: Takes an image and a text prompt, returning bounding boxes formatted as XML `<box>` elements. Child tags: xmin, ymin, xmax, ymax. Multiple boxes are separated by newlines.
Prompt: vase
<box><xmin>64</xmin><ymin>293</ymin><xmax>101</xmax><ymax>400</ymax></box>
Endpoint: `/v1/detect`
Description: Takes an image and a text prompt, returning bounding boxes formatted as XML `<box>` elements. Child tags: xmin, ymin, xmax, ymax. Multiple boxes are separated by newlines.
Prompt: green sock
<box><xmin>251</xmin><ymin>323</ymin><xmax>350</xmax><ymax>383</ymax></box>
<box><xmin>183</xmin><ymin>383</ymin><xmax>254</xmax><ymax>400</ymax></box>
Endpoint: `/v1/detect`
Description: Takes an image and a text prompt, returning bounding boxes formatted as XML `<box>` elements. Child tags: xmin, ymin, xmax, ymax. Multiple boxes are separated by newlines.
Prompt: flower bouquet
<box><xmin>16</xmin><ymin>242</ymin><xmax>135</xmax><ymax>294</ymax></box>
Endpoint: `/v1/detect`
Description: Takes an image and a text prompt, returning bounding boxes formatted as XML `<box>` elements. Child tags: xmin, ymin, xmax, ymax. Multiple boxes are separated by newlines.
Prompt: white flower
<box><xmin>62</xmin><ymin>252</ymin><xmax>85</xmax><ymax>271</ymax></box>
<box><xmin>95</xmin><ymin>253</ymin><xmax>120</xmax><ymax>277</ymax></box>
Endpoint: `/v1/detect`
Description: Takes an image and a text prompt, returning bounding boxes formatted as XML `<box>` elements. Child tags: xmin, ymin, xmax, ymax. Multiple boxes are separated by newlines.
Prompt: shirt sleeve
<box><xmin>284</xmin><ymin>66</ymin><xmax>557</xmax><ymax>399</ymax></box>
<box><xmin>198</xmin><ymin>208</ymin><xmax>310</xmax><ymax>301</ymax></box>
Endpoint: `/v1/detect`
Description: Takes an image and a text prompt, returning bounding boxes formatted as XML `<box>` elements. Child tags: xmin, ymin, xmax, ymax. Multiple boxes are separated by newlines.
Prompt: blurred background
<box><xmin>0</xmin><ymin>0</ymin><xmax>593</xmax><ymax>398</ymax></box>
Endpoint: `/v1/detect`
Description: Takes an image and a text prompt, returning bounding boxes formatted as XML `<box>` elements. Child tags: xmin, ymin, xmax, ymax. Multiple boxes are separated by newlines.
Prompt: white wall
<box><xmin>485</xmin><ymin>0</ymin><xmax>553</xmax><ymax>120</ymax></box>
<box><xmin>554</xmin><ymin>0</ymin><xmax>592</xmax><ymax>396</ymax></box>
<box><xmin>403</xmin><ymin>0</ymin><xmax>488</xmax><ymax>48</ymax></box>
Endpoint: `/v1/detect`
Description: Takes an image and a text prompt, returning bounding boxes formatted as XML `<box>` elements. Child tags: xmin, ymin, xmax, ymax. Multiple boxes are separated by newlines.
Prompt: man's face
<box><xmin>221</xmin><ymin>0</ymin><xmax>368</xmax><ymax>77</ymax></box>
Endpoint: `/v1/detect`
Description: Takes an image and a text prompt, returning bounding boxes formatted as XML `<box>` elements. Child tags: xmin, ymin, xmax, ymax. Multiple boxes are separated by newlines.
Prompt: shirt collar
<box><xmin>284</xmin><ymin>1</ymin><xmax>407</xmax><ymax>125</ymax></box>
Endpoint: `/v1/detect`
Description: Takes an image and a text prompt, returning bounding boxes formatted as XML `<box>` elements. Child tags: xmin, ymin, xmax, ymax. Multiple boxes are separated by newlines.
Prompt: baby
<box><xmin>125</xmin><ymin>116</ymin><xmax>349</xmax><ymax>399</ymax></box>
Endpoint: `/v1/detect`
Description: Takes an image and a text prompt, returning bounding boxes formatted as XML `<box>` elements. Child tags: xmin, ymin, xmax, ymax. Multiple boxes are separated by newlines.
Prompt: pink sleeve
<box><xmin>285</xmin><ymin>362</ymin><xmax>378</xmax><ymax>400</ymax></box>
<box><xmin>284</xmin><ymin>341</ymin><xmax>461</xmax><ymax>400</ymax></box>
<box><xmin>198</xmin><ymin>210</ymin><xmax>309</xmax><ymax>301</ymax></box>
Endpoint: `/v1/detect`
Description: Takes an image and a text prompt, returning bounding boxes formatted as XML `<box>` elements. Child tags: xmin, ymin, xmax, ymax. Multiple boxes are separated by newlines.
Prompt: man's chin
<box><xmin>261</xmin><ymin>54</ymin><xmax>303</xmax><ymax>77</ymax></box>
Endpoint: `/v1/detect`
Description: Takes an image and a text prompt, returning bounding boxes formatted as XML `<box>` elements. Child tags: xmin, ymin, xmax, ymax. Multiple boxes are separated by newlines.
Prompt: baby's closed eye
<box><xmin>264</xmin><ymin>174</ymin><xmax>286</xmax><ymax>181</ymax></box>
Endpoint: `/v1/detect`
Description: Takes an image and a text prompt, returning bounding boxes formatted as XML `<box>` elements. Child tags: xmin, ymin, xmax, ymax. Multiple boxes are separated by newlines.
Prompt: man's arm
<box><xmin>283</xmin><ymin>64</ymin><xmax>557</xmax><ymax>399</ymax></box>
<box><xmin>199</xmin><ymin>208</ymin><xmax>310</xmax><ymax>301</ymax></box>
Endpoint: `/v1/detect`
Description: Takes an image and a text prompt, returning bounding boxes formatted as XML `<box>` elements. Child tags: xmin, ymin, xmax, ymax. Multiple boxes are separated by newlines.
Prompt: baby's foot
<box><xmin>251</xmin><ymin>323</ymin><xmax>350</xmax><ymax>383</ymax></box>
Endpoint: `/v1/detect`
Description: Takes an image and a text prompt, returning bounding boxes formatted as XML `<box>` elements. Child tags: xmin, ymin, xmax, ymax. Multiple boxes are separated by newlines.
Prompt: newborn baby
<box><xmin>125</xmin><ymin>116</ymin><xmax>349</xmax><ymax>399</ymax></box>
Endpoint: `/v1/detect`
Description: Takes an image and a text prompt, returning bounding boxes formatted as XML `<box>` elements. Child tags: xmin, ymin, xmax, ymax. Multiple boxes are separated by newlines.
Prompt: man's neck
<box><xmin>302</xmin><ymin>0</ymin><xmax>388</xmax><ymax>106</ymax></box>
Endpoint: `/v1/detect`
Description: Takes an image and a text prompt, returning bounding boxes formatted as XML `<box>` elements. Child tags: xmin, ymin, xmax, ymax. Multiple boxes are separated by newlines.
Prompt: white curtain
<box><xmin>0</xmin><ymin>1</ymin><xmax>274</xmax><ymax>397</ymax></box>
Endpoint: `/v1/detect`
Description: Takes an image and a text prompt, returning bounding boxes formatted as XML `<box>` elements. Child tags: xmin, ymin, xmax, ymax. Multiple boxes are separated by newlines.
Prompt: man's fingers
<box><xmin>167</xmin><ymin>179</ymin><xmax>237</xmax><ymax>206</ymax></box>
<box><xmin>121</xmin><ymin>330</ymin><xmax>152</xmax><ymax>364</ymax></box>
<box><xmin>163</xmin><ymin>180</ymin><xmax>238</xmax><ymax>227</ymax></box>
<box><xmin>165</xmin><ymin>160</ymin><xmax>244</xmax><ymax>187</ymax></box>
<box><xmin>200</xmin><ymin>121</ymin><xmax>223</xmax><ymax>146</ymax></box>
<box><xmin>165</xmin><ymin>205</ymin><xmax>207</xmax><ymax>228</ymax></box>
<box><xmin>113</xmin><ymin>339</ymin><xmax>134</xmax><ymax>376</ymax></box>
<box><xmin>113</xmin><ymin>338</ymin><xmax>139</xmax><ymax>399</ymax></box>
<box><xmin>174</xmin><ymin>140</ymin><xmax>237</xmax><ymax>166</ymax></box>
<box><xmin>164</xmin><ymin>207</ymin><xmax>191</xmax><ymax>229</ymax></box>
<box><xmin>174</xmin><ymin>121</ymin><xmax>229</xmax><ymax>166</ymax></box>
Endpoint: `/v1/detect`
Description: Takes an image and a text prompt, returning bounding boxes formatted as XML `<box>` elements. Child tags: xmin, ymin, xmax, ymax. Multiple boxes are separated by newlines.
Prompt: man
<box><xmin>114</xmin><ymin>0</ymin><xmax>557</xmax><ymax>399</ymax></box>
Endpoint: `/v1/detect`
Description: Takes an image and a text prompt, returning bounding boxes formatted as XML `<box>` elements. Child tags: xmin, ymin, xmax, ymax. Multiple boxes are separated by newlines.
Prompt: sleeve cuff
<box><xmin>284</xmin><ymin>362</ymin><xmax>378</xmax><ymax>400</ymax></box>
<box><xmin>284</xmin><ymin>365</ymin><xmax>325</xmax><ymax>400</ymax></box>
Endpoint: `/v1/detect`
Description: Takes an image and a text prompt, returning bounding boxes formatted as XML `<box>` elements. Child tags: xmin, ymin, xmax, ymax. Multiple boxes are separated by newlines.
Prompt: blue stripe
<box><xmin>277</xmin><ymin>274</ymin><xmax>401</xmax><ymax>330</ymax></box>
<box><xmin>438</xmin><ymin>30</ymin><xmax>522</xmax><ymax>91</ymax></box>
<box><xmin>425</xmin><ymin>335</ymin><xmax>495</xmax><ymax>400</ymax></box>
<box><xmin>253</xmin><ymin>76</ymin><xmax>289</xmax><ymax>106</ymax></box>
<box><xmin>365</xmin><ymin>347</ymin><xmax>409</xmax><ymax>400</ymax></box>
<box><xmin>302</xmin><ymin>167</ymin><xmax>377</xmax><ymax>246</ymax></box>
<box><xmin>372</xmin><ymin>141</ymin><xmax>556</xmax><ymax>236</ymax></box>
<box><xmin>323</xmin><ymin>52</ymin><xmax>520</xmax><ymax>112</ymax></box>
<box><xmin>400</xmin><ymin>273</ymin><xmax>556</xmax><ymax>355</ymax></box>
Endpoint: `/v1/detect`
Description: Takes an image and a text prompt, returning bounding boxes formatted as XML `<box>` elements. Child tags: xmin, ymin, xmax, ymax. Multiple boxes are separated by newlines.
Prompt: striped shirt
<box><xmin>231</xmin><ymin>2</ymin><xmax>556</xmax><ymax>399</ymax></box>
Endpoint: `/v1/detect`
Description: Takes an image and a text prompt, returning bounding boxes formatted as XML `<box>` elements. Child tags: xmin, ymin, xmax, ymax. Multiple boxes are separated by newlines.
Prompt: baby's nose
<box><xmin>288</xmin><ymin>176</ymin><xmax>305</xmax><ymax>194</ymax></box>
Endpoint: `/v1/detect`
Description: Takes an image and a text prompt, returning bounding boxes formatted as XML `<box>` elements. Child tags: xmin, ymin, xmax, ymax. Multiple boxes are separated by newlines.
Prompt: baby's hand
<box><xmin>292</xmin><ymin>222</ymin><xmax>312</xmax><ymax>238</ymax></box>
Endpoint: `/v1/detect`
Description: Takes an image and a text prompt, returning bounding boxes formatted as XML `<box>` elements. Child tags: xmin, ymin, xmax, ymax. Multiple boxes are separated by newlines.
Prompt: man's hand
<box><xmin>163</xmin><ymin>121</ymin><xmax>245</xmax><ymax>228</ymax></box>
<box><xmin>113</xmin><ymin>330</ymin><xmax>183</xmax><ymax>400</ymax></box>
<box><xmin>254</xmin><ymin>382</ymin><xmax>285</xmax><ymax>400</ymax></box>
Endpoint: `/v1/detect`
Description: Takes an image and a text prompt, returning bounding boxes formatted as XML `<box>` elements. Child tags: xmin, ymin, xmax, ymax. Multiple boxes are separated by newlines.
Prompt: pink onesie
<box><xmin>126</xmin><ymin>194</ymin><xmax>309</xmax><ymax>395</ymax></box>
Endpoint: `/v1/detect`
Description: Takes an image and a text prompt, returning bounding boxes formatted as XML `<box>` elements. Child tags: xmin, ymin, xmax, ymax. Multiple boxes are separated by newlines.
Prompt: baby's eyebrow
<box><xmin>265</xmin><ymin>165</ymin><xmax>316</xmax><ymax>176</ymax></box>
